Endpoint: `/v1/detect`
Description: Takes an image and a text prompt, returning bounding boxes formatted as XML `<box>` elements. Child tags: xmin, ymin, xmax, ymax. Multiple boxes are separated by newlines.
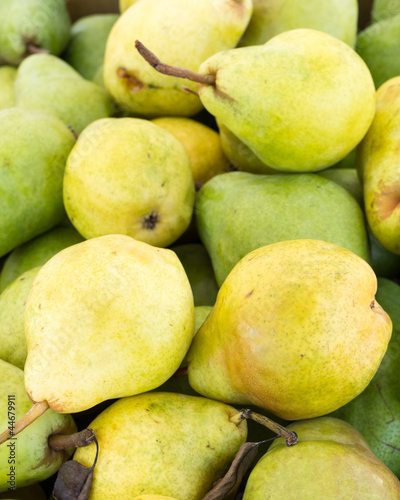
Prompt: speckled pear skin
<box><xmin>195</xmin><ymin>172</ymin><xmax>369</xmax><ymax>286</ymax></box>
<box><xmin>73</xmin><ymin>392</ymin><xmax>247</xmax><ymax>500</ymax></box>
<box><xmin>243</xmin><ymin>417</ymin><xmax>400</xmax><ymax>499</ymax></box>
<box><xmin>15</xmin><ymin>54</ymin><xmax>113</xmax><ymax>134</ymax></box>
<box><xmin>104</xmin><ymin>0</ymin><xmax>252</xmax><ymax>117</ymax></box>
<box><xmin>0</xmin><ymin>266</ymin><xmax>41</xmax><ymax>369</ymax></box>
<box><xmin>0</xmin><ymin>360</ymin><xmax>76</xmax><ymax>491</ymax></box>
<box><xmin>24</xmin><ymin>235</ymin><xmax>195</xmax><ymax>414</ymax></box>
<box><xmin>198</xmin><ymin>29</ymin><xmax>376</xmax><ymax>172</ymax></box>
<box><xmin>239</xmin><ymin>0</ymin><xmax>358</xmax><ymax>48</ymax></box>
<box><xmin>0</xmin><ymin>108</ymin><xmax>76</xmax><ymax>258</ymax></box>
<box><xmin>63</xmin><ymin>118</ymin><xmax>195</xmax><ymax>248</ymax></box>
<box><xmin>0</xmin><ymin>66</ymin><xmax>17</xmax><ymax>109</ymax></box>
<box><xmin>0</xmin><ymin>0</ymin><xmax>70</xmax><ymax>66</ymax></box>
<box><xmin>187</xmin><ymin>239</ymin><xmax>392</xmax><ymax>420</ymax></box>
<box><xmin>357</xmin><ymin>76</ymin><xmax>400</xmax><ymax>255</ymax></box>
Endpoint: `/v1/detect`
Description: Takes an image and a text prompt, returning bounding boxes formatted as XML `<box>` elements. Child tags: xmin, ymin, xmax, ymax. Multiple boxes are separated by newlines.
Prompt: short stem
<box><xmin>0</xmin><ymin>401</ymin><xmax>50</xmax><ymax>445</ymax></box>
<box><xmin>48</xmin><ymin>428</ymin><xmax>96</xmax><ymax>452</ymax></box>
<box><xmin>26</xmin><ymin>43</ymin><xmax>50</xmax><ymax>55</ymax></box>
<box><xmin>230</xmin><ymin>409</ymin><xmax>298</xmax><ymax>446</ymax></box>
<box><xmin>135</xmin><ymin>40</ymin><xmax>216</xmax><ymax>86</ymax></box>
<box><xmin>172</xmin><ymin>366</ymin><xmax>188</xmax><ymax>378</ymax></box>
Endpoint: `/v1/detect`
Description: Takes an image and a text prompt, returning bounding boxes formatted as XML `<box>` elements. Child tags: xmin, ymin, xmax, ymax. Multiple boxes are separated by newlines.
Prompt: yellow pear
<box><xmin>187</xmin><ymin>239</ymin><xmax>392</xmax><ymax>420</ymax></box>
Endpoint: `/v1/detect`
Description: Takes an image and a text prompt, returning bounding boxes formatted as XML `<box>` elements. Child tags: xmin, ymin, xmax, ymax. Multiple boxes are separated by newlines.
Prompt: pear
<box><xmin>0</xmin><ymin>0</ymin><xmax>70</xmax><ymax>66</ymax></box>
<box><xmin>15</xmin><ymin>54</ymin><xmax>113</xmax><ymax>133</ymax></box>
<box><xmin>358</xmin><ymin>76</ymin><xmax>400</xmax><ymax>254</ymax></box>
<box><xmin>63</xmin><ymin>14</ymin><xmax>119</xmax><ymax>81</ymax></box>
<box><xmin>0</xmin><ymin>360</ymin><xmax>76</xmax><ymax>491</ymax></box>
<box><xmin>63</xmin><ymin>118</ymin><xmax>195</xmax><ymax>247</ymax></box>
<box><xmin>332</xmin><ymin>148</ymin><xmax>357</xmax><ymax>169</ymax></box>
<box><xmin>0</xmin><ymin>66</ymin><xmax>17</xmax><ymax>109</ymax></box>
<box><xmin>217</xmin><ymin>120</ymin><xmax>278</xmax><ymax>175</ymax></box>
<box><xmin>243</xmin><ymin>417</ymin><xmax>400</xmax><ymax>499</ymax></box>
<box><xmin>318</xmin><ymin>168</ymin><xmax>363</xmax><ymax>206</ymax></box>
<box><xmin>357</xmin><ymin>14</ymin><xmax>400</xmax><ymax>89</ymax></box>
<box><xmin>187</xmin><ymin>239</ymin><xmax>392</xmax><ymax>420</ymax></box>
<box><xmin>22</xmin><ymin>234</ymin><xmax>194</xmax><ymax>415</ymax></box>
<box><xmin>0</xmin><ymin>226</ymin><xmax>84</xmax><ymax>292</ymax></box>
<box><xmin>369</xmin><ymin>230</ymin><xmax>400</xmax><ymax>278</ymax></box>
<box><xmin>119</xmin><ymin>0</ymin><xmax>140</xmax><ymax>13</ymax></box>
<box><xmin>239</xmin><ymin>0</ymin><xmax>358</xmax><ymax>48</ymax></box>
<box><xmin>331</xmin><ymin>278</ymin><xmax>400</xmax><ymax>475</ymax></box>
<box><xmin>0</xmin><ymin>108</ymin><xmax>75</xmax><ymax>258</ymax></box>
<box><xmin>0</xmin><ymin>267</ymin><xmax>41</xmax><ymax>369</ymax></box>
<box><xmin>372</xmin><ymin>0</ymin><xmax>400</xmax><ymax>21</ymax></box>
<box><xmin>152</xmin><ymin>117</ymin><xmax>229</xmax><ymax>184</ymax></box>
<box><xmin>73</xmin><ymin>392</ymin><xmax>247</xmax><ymax>500</ymax></box>
<box><xmin>133</xmin><ymin>497</ymin><xmax>178</xmax><ymax>500</ymax></box>
<box><xmin>171</xmin><ymin>244</ymin><xmax>219</xmax><ymax>306</ymax></box>
<box><xmin>195</xmin><ymin>171</ymin><xmax>369</xmax><ymax>286</ymax></box>
<box><xmin>104</xmin><ymin>0</ymin><xmax>252</xmax><ymax>117</ymax></box>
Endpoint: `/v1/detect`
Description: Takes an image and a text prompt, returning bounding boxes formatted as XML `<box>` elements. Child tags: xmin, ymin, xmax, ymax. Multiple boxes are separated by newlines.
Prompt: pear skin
<box><xmin>358</xmin><ymin>76</ymin><xmax>400</xmax><ymax>254</ymax></box>
<box><xmin>24</xmin><ymin>235</ymin><xmax>195</xmax><ymax>413</ymax></box>
<box><xmin>372</xmin><ymin>0</ymin><xmax>400</xmax><ymax>21</ymax></box>
<box><xmin>243</xmin><ymin>417</ymin><xmax>400</xmax><ymax>499</ymax></box>
<box><xmin>187</xmin><ymin>239</ymin><xmax>392</xmax><ymax>420</ymax></box>
<box><xmin>73</xmin><ymin>392</ymin><xmax>247</xmax><ymax>500</ymax></box>
<box><xmin>239</xmin><ymin>0</ymin><xmax>358</xmax><ymax>48</ymax></box>
<box><xmin>197</xmin><ymin>29</ymin><xmax>375</xmax><ymax>172</ymax></box>
<box><xmin>0</xmin><ymin>66</ymin><xmax>17</xmax><ymax>110</ymax></box>
<box><xmin>104</xmin><ymin>0</ymin><xmax>252</xmax><ymax>117</ymax></box>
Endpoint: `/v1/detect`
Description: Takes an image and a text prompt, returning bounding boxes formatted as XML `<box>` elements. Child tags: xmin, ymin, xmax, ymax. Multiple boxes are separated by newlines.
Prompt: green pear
<box><xmin>195</xmin><ymin>172</ymin><xmax>369</xmax><ymax>286</ymax></box>
<box><xmin>217</xmin><ymin>120</ymin><xmax>278</xmax><ymax>175</ymax></box>
<box><xmin>63</xmin><ymin>118</ymin><xmax>195</xmax><ymax>247</ymax></box>
<box><xmin>331</xmin><ymin>278</ymin><xmax>400</xmax><ymax>475</ymax></box>
<box><xmin>23</xmin><ymin>234</ymin><xmax>194</xmax><ymax>414</ymax></box>
<box><xmin>239</xmin><ymin>0</ymin><xmax>358</xmax><ymax>48</ymax></box>
<box><xmin>318</xmin><ymin>168</ymin><xmax>363</xmax><ymax>206</ymax></box>
<box><xmin>0</xmin><ymin>66</ymin><xmax>16</xmax><ymax>109</ymax></box>
<box><xmin>73</xmin><ymin>392</ymin><xmax>247</xmax><ymax>500</ymax></box>
<box><xmin>0</xmin><ymin>267</ymin><xmax>41</xmax><ymax>369</ymax></box>
<box><xmin>243</xmin><ymin>417</ymin><xmax>400</xmax><ymax>499</ymax></box>
<box><xmin>0</xmin><ymin>226</ymin><xmax>84</xmax><ymax>292</ymax></box>
<box><xmin>0</xmin><ymin>0</ymin><xmax>70</xmax><ymax>66</ymax></box>
<box><xmin>332</xmin><ymin>148</ymin><xmax>357</xmax><ymax>169</ymax></box>
<box><xmin>0</xmin><ymin>108</ymin><xmax>75</xmax><ymax>258</ymax></box>
<box><xmin>0</xmin><ymin>360</ymin><xmax>76</xmax><ymax>491</ymax></box>
<box><xmin>152</xmin><ymin>117</ymin><xmax>229</xmax><ymax>184</ymax></box>
<box><xmin>170</xmin><ymin>244</ymin><xmax>219</xmax><ymax>306</ymax></box>
<box><xmin>0</xmin><ymin>483</ymin><xmax>47</xmax><ymax>499</ymax></box>
<box><xmin>358</xmin><ymin>76</ymin><xmax>400</xmax><ymax>254</ymax></box>
<box><xmin>193</xmin><ymin>29</ymin><xmax>376</xmax><ymax>172</ymax></box>
<box><xmin>63</xmin><ymin>14</ymin><xmax>119</xmax><ymax>81</ymax></box>
<box><xmin>369</xmin><ymin>229</ymin><xmax>400</xmax><ymax>278</ymax></box>
<box><xmin>372</xmin><ymin>0</ymin><xmax>400</xmax><ymax>21</ymax></box>
<box><xmin>187</xmin><ymin>239</ymin><xmax>392</xmax><ymax>420</ymax></box>
<box><xmin>104</xmin><ymin>0</ymin><xmax>252</xmax><ymax>117</ymax></box>
<box><xmin>15</xmin><ymin>54</ymin><xmax>113</xmax><ymax>133</ymax></box>
<box><xmin>357</xmin><ymin>14</ymin><xmax>400</xmax><ymax>90</ymax></box>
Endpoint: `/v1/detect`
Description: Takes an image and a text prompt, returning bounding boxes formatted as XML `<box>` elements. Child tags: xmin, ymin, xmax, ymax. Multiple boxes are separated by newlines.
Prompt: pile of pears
<box><xmin>1</xmin><ymin>0</ymin><xmax>400</xmax><ymax>498</ymax></box>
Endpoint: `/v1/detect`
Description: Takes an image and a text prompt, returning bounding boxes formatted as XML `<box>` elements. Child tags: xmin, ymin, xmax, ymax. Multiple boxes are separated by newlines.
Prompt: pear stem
<box><xmin>135</xmin><ymin>40</ymin><xmax>216</xmax><ymax>85</ymax></box>
<box><xmin>26</xmin><ymin>43</ymin><xmax>50</xmax><ymax>55</ymax></box>
<box><xmin>230</xmin><ymin>409</ymin><xmax>298</xmax><ymax>447</ymax></box>
<box><xmin>172</xmin><ymin>366</ymin><xmax>188</xmax><ymax>377</ymax></box>
<box><xmin>0</xmin><ymin>401</ymin><xmax>50</xmax><ymax>445</ymax></box>
<box><xmin>48</xmin><ymin>428</ymin><xmax>96</xmax><ymax>452</ymax></box>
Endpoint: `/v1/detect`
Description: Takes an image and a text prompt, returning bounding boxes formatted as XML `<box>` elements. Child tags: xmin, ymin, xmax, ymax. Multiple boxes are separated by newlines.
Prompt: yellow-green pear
<box><xmin>187</xmin><ymin>239</ymin><xmax>392</xmax><ymax>420</ymax></box>
<box><xmin>0</xmin><ymin>66</ymin><xmax>16</xmax><ymax>109</ymax></box>
<box><xmin>239</xmin><ymin>0</ymin><xmax>358</xmax><ymax>48</ymax></box>
<box><xmin>195</xmin><ymin>29</ymin><xmax>376</xmax><ymax>172</ymax></box>
<box><xmin>119</xmin><ymin>0</ymin><xmax>140</xmax><ymax>13</ymax></box>
<box><xmin>24</xmin><ymin>234</ymin><xmax>195</xmax><ymax>414</ymax></box>
<box><xmin>73</xmin><ymin>392</ymin><xmax>247</xmax><ymax>500</ymax></box>
<box><xmin>15</xmin><ymin>54</ymin><xmax>113</xmax><ymax>133</ymax></box>
<box><xmin>358</xmin><ymin>76</ymin><xmax>400</xmax><ymax>254</ymax></box>
<box><xmin>63</xmin><ymin>118</ymin><xmax>195</xmax><ymax>247</ymax></box>
<box><xmin>104</xmin><ymin>0</ymin><xmax>252</xmax><ymax>117</ymax></box>
<box><xmin>0</xmin><ymin>267</ymin><xmax>41</xmax><ymax>369</ymax></box>
<box><xmin>152</xmin><ymin>117</ymin><xmax>229</xmax><ymax>184</ymax></box>
<box><xmin>243</xmin><ymin>417</ymin><xmax>400</xmax><ymax>499</ymax></box>
<box><xmin>0</xmin><ymin>360</ymin><xmax>76</xmax><ymax>491</ymax></box>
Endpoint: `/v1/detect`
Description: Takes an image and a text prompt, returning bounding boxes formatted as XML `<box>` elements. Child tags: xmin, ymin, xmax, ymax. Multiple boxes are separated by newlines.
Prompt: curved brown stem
<box><xmin>230</xmin><ymin>409</ymin><xmax>298</xmax><ymax>447</ymax></box>
<box><xmin>48</xmin><ymin>428</ymin><xmax>96</xmax><ymax>452</ymax></box>
<box><xmin>172</xmin><ymin>366</ymin><xmax>188</xmax><ymax>378</ymax></box>
<box><xmin>135</xmin><ymin>40</ymin><xmax>216</xmax><ymax>86</ymax></box>
<box><xmin>0</xmin><ymin>401</ymin><xmax>50</xmax><ymax>445</ymax></box>
<box><xmin>26</xmin><ymin>43</ymin><xmax>50</xmax><ymax>55</ymax></box>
